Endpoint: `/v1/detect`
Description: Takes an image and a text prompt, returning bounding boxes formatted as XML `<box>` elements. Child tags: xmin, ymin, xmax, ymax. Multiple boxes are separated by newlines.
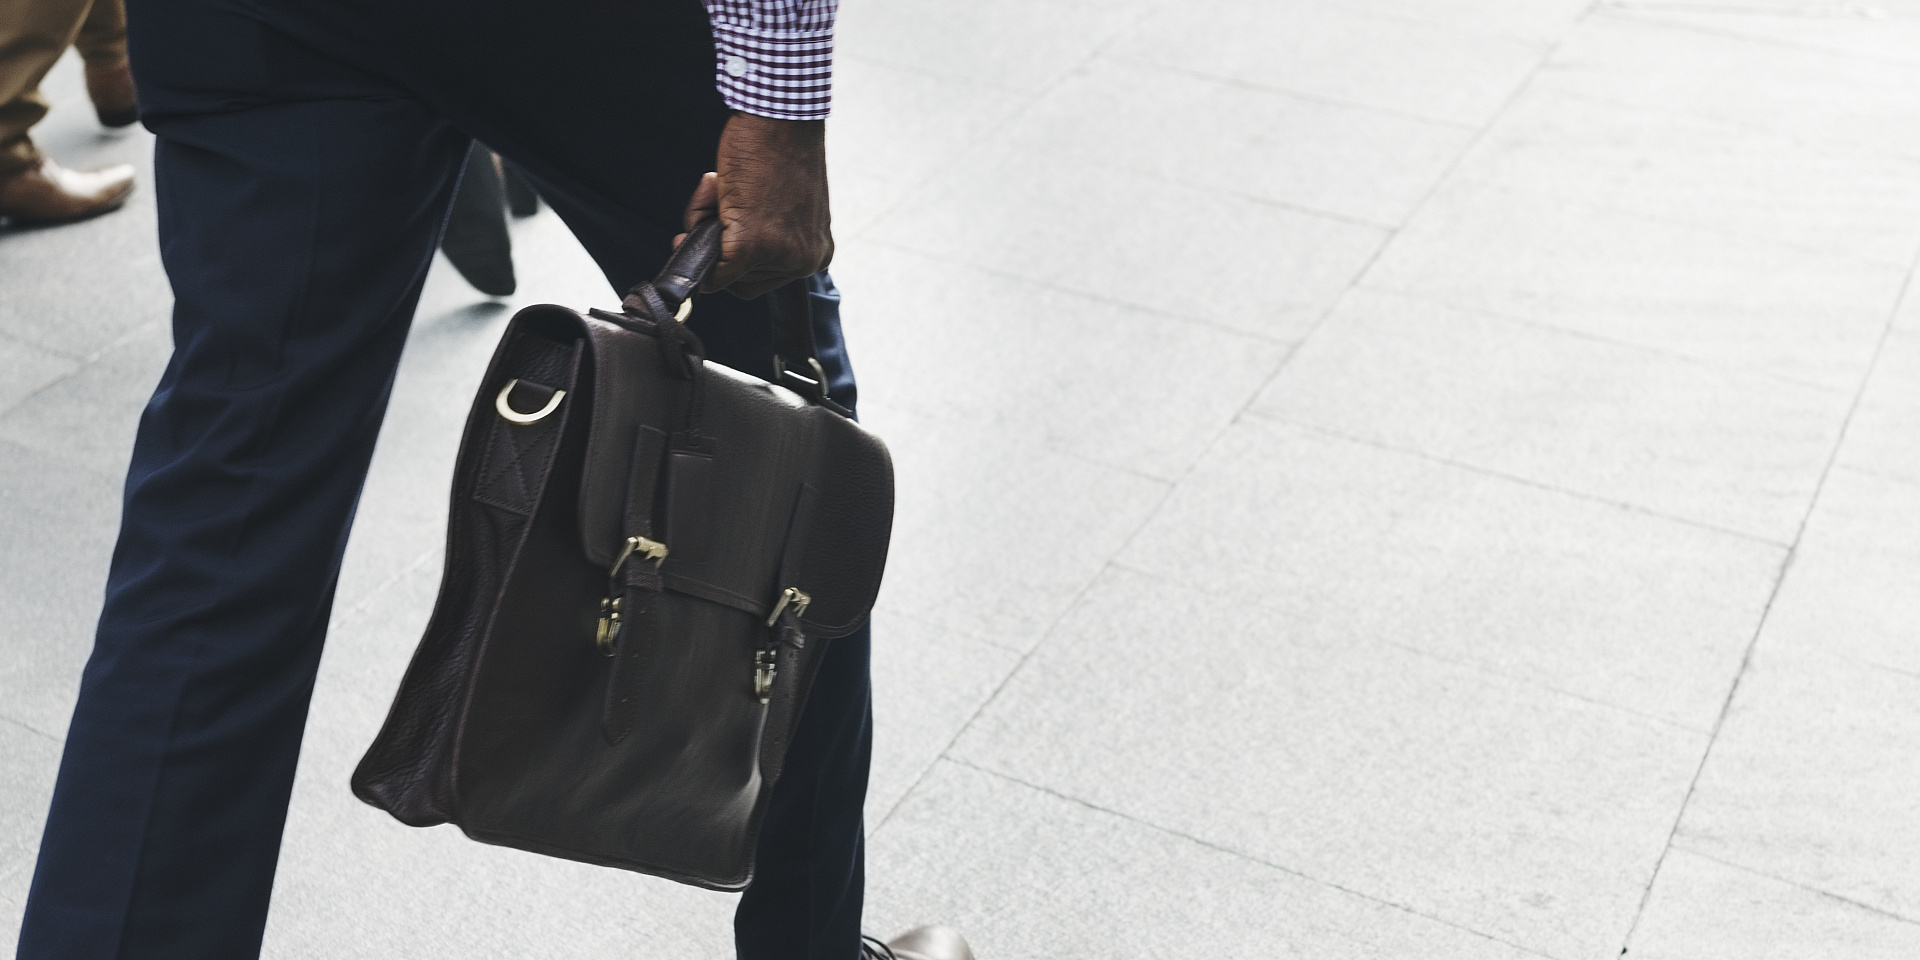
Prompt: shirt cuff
<box><xmin>710</xmin><ymin>21</ymin><xmax>835</xmax><ymax>120</ymax></box>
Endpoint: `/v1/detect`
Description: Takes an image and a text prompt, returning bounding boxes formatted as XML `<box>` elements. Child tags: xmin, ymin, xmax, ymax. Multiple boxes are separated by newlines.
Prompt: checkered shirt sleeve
<box><xmin>701</xmin><ymin>0</ymin><xmax>837</xmax><ymax>120</ymax></box>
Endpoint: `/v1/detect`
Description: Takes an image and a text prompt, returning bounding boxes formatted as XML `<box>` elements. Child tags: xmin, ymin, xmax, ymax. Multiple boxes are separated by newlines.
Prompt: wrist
<box><xmin>727</xmin><ymin>111</ymin><xmax>824</xmax><ymax>140</ymax></box>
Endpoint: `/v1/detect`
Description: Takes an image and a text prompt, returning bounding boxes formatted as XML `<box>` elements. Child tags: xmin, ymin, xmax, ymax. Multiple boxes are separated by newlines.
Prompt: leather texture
<box><xmin>351</xmin><ymin>222</ymin><xmax>894</xmax><ymax>890</ymax></box>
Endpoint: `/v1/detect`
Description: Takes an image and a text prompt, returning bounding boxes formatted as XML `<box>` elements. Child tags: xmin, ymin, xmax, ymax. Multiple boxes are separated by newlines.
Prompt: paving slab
<box><xmin>0</xmin><ymin>440</ymin><xmax>121</xmax><ymax>739</ymax></box>
<box><xmin>1759</xmin><ymin>467</ymin><xmax>1920</xmax><ymax>678</ymax></box>
<box><xmin>824</xmin><ymin>59</ymin><xmax>1025</xmax><ymax>240</ymax></box>
<box><xmin>1303</xmin><ymin>0</ymin><xmax>1592</xmax><ymax>45</ymax></box>
<box><xmin>1449</xmin><ymin>85</ymin><xmax>1920</xmax><ymax>266</ymax></box>
<box><xmin>949</xmin><ymin>567</ymin><xmax>1704</xmax><ymax>959</ymax></box>
<box><xmin>1540</xmin><ymin>14</ymin><xmax>1920</xmax><ymax>158</ymax></box>
<box><xmin>1605</xmin><ymin>2</ymin><xmax>1920</xmax><ymax>69</ymax></box>
<box><xmin>1835</xmin><ymin>329</ymin><xmax>1920</xmax><ymax>487</ymax></box>
<box><xmin>1361</xmin><ymin>177</ymin><xmax>1901</xmax><ymax>392</ymax></box>
<box><xmin>827</xmin><ymin>58</ymin><xmax>1025</xmax><ymax>190</ymax></box>
<box><xmin>1252</xmin><ymin>289</ymin><xmax>1852</xmax><ymax>541</ymax></box>
<box><xmin>1629</xmin><ymin>849</ymin><xmax>1920</xmax><ymax>960</ymax></box>
<box><xmin>834</xmin><ymin>0</ymin><xmax>1149</xmax><ymax>93</ymax></box>
<box><xmin>1675</xmin><ymin>640</ymin><xmax>1920</xmax><ymax>920</ymax></box>
<box><xmin>0</xmin><ymin>317</ymin><xmax>168</xmax><ymax>483</ymax></box>
<box><xmin>866</xmin><ymin>761</ymin><xmax>1545</xmax><ymax>960</ymax></box>
<box><xmin>1114</xmin><ymin>418</ymin><xmax>1783</xmax><ymax>729</ymax></box>
<box><xmin>0</xmin><ymin>859</ymin><xmax>27</xmax><ymax>942</ymax></box>
<box><xmin>859</xmin><ymin>406</ymin><xmax>1168</xmax><ymax>652</ymax></box>
<box><xmin>865</xmin><ymin>610</ymin><xmax>1023</xmax><ymax>826</ymax></box>
<box><xmin>0</xmin><ymin>337</ymin><xmax>79</xmax><ymax>417</ymax></box>
<box><xmin>0</xmin><ymin>721</ymin><xmax>61</xmax><ymax>888</ymax></box>
<box><xmin>996</xmin><ymin>57</ymin><xmax>1474</xmax><ymax>227</ymax></box>
<box><xmin>838</xmin><ymin>243</ymin><xmax>1291</xmax><ymax>481</ymax></box>
<box><xmin>869</xmin><ymin>150</ymin><xmax>1388</xmax><ymax>342</ymax></box>
<box><xmin>1107</xmin><ymin>1</ymin><xmax>1549</xmax><ymax>127</ymax></box>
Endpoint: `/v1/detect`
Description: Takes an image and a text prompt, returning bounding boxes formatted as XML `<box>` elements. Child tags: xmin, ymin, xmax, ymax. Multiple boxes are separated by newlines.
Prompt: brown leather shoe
<box><xmin>862</xmin><ymin>926</ymin><xmax>975</xmax><ymax>960</ymax></box>
<box><xmin>0</xmin><ymin>156</ymin><xmax>135</xmax><ymax>225</ymax></box>
<box><xmin>85</xmin><ymin>57</ymin><xmax>139</xmax><ymax>127</ymax></box>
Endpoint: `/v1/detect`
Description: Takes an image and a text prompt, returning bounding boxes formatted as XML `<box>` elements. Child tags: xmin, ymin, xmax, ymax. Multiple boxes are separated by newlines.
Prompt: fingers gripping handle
<box><xmin>654</xmin><ymin>219</ymin><xmax>724</xmax><ymax>311</ymax></box>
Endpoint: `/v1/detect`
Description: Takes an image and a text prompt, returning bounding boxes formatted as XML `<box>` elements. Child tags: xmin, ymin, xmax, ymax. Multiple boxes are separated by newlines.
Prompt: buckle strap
<box><xmin>600</xmin><ymin>424</ymin><xmax>671</xmax><ymax>744</ymax></box>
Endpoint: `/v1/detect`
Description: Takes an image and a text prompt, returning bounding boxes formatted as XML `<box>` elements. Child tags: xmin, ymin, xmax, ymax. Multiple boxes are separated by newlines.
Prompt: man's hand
<box><xmin>679</xmin><ymin>112</ymin><xmax>832</xmax><ymax>299</ymax></box>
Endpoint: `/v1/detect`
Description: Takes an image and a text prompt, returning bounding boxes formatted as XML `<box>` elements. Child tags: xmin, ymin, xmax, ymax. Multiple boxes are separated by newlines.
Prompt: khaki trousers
<box><xmin>0</xmin><ymin>0</ymin><xmax>125</xmax><ymax>173</ymax></box>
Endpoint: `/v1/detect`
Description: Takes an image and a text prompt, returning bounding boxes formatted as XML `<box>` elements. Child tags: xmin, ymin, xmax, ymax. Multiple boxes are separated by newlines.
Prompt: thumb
<box><xmin>682</xmin><ymin>172</ymin><xmax>719</xmax><ymax>232</ymax></box>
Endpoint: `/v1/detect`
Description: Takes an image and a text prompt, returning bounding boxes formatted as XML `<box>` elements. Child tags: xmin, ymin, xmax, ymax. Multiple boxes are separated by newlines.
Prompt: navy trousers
<box><xmin>15</xmin><ymin>5</ymin><xmax>870</xmax><ymax>959</ymax></box>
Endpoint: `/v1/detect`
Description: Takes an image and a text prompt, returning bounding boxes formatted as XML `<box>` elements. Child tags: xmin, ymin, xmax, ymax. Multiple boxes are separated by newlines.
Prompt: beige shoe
<box><xmin>85</xmin><ymin>56</ymin><xmax>140</xmax><ymax>128</ymax></box>
<box><xmin>863</xmin><ymin>926</ymin><xmax>975</xmax><ymax>960</ymax></box>
<box><xmin>0</xmin><ymin>156</ymin><xmax>135</xmax><ymax>224</ymax></box>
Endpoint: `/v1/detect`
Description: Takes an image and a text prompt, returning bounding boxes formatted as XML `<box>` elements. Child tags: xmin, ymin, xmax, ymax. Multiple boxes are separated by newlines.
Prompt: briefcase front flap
<box><xmin>780</xmin><ymin>407</ymin><xmax>894</xmax><ymax>637</ymax></box>
<box><xmin>573</xmin><ymin>320</ymin><xmax>893</xmax><ymax>637</ymax></box>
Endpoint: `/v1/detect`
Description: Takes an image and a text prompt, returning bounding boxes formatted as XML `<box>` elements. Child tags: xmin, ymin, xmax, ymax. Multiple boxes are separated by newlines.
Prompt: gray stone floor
<box><xmin>6</xmin><ymin>0</ymin><xmax>1920</xmax><ymax>956</ymax></box>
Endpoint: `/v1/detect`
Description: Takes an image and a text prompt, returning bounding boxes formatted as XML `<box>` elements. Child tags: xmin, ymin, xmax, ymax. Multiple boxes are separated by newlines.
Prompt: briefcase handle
<box><xmin>653</xmin><ymin>218</ymin><xmax>724</xmax><ymax>311</ymax></box>
<box><xmin>622</xmin><ymin>219</ymin><xmax>846</xmax><ymax>416</ymax></box>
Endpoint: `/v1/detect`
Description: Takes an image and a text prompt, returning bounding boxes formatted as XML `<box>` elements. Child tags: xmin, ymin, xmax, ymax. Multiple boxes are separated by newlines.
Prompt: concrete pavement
<box><xmin>5</xmin><ymin>1</ymin><xmax>1920</xmax><ymax>957</ymax></box>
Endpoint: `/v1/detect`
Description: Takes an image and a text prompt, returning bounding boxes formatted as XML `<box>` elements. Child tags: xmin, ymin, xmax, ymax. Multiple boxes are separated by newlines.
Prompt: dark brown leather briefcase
<box><xmin>351</xmin><ymin>221</ymin><xmax>893</xmax><ymax>891</ymax></box>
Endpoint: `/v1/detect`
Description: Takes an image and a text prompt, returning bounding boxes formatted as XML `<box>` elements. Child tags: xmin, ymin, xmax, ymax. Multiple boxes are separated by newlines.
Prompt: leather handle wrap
<box><xmin>623</xmin><ymin>218</ymin><xmax>847</xmax><ymax>416</ymax></box>
<box><xmin>653</xmin><ymin>218</ymin><xmax>723</xmax><ymax>311</ymax></box>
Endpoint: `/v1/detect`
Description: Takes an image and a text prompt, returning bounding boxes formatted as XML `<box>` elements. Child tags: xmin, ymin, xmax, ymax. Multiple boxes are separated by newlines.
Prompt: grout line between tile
<box><xmin>1664</xmin><ymin>844</ymin><xmax>1920</xmax><ymax>928</ymax></box>
<box><xmin>1102</xmin><ymin>57</ymin><xmax>1488</xmax><ymax>132</ymax></box>
<box><xmin>1011</xmin><ymin>149</ymin><xmax>1404</xmax><ymax>231</ymax></box>
<box><xmin>1442</xmin><ymin>169</ymin><xmax>1920</xmax><ymax>272</ymax></box>
<box><xmin>1296</xmin><ymin>0</ymin><xmax>1589</xmax><ymax>48</ymax></box>
<box><xmin>0</xmin><ymin>713</ymin><xmax>63</xmax><ymax>746</ymax></box>
<box><xmin>975</xmin><ymin>11</ymin><xmax>1600</xmax><ymax>716</ymax></box>
<box><xmin>857</xmin><ymin>238</ymin><xmax>1303</xmax><ymax>347</ymax></box>
<box><xmin>0</xmin><ymin>313</ymin><xmax>169</xmax><ymax>420</ymax></box>
<box><xmin>0</xmin><ymin>326</ymin><xmax>78</xmax><ymax>362</ymax></box>
<box><xmin>1346</xmin><ymin>282</ymin><xmax>1871</xmax><ymax>396</ymax></box>
<box><xmin>1615</xmin><ymin>194</ymin><xmax>1920</xmax><ymax>955</ymax></box>
<box><xmin>870</xmin><ymin>480</ymin><xmax>1183</xmax><ymax>834</ymax></box>
<box><xmin>1102</xmin><ymin>554</ymin><xmax>1717</xmax><ymax>736</ymax></box>
<box><xmin>1241</xmin><ymin>412</ymin><xmax>1798</xmax><ymax>548</ymax></box>
<box><xmin>862</xmin><ymin>3</ymin><xmax>1196</xmax><ymax>835</ymax></box>
<box><xmin>330</xmin><ymin>548</ymin><xmax>441</xmax><ymax>626</ymax></box>
<box><xmin>846</xmin><ymin>4</ymin><xmax>1164</xmax><ymax>236</ymax></box>
<box><xmin>1525</xmin><ymin>81</ymin><xmax>1920</xmax><ymax>173</ymax></box>
<box><xmin>869</xmin><ymin>602</ymin><xmax>1025</xmax><ymax>656</ymax></box>
<box><xmin>1595</xmin><ymin>4</ymin><xmax>1920</xmax><ymax>71</ymax></box>
<box><xmin>943</xmin><ymin>757</ymin><xmax>1572</xmax><ymax>960</ymax></box>
<box><xmin>834</xmin><ymin>51</ymin><xmax>1031</xmax><ymax>95</ymax></box>
<box><xmin>1215</xmin><ymin>23</ymin><xmax>1583</xmax><ymax>470</ymax></box>
<box><xmin>1828</xmin><ymin>460</ymin><xmax>1920</xmax><ymax>493</ymax></box>
<box><xmin>1543</xmin><ymin>16</ymin><xmax>1920</xmax><ymax>168</ymax></box>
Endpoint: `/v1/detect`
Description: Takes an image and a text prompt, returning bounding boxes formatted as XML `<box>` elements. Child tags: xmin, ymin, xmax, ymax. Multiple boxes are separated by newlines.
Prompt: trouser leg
<box><xmin>15</xmin><ymin>97</ymin><xmax>467</xmax><ymax>960</ymax></box>
<box><xmin>73</xmin><ymin>0</ymin><xmax>124</xmax><ymax>66</ymax></box>
<box><xmin>0</xmin><ymin>0</ymin><xmax>91</xmax><ymax>172</ymax></box>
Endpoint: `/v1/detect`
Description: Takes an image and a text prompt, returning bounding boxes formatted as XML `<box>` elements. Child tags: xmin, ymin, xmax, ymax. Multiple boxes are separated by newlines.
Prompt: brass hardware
<box><xmin>754</xmin><ymin>647</ymin><xmax>777</xmax><ymax>703</ymax></box>
<box><xmin>674</xmin><ymin>297</ymin><xmax>693</xmax><ymax>323</ymax></box>
<box><xmin>596</xmin><ymin>596</ymin><xmax>622</xmax><ymax>656</ymax></box>
<box><xmin>755</xmin><ymin>587</ymin><xmax>812</xmax><ymax>702</ymax></box>
<box><xmin>494</xmin><ymin>379</ymin><xmax>566</xmax><ymax>424</ymax></box>
<box><xmin>610</xmin><ymin>535</ymin><xmax>669</xmax><ymax>576</ymax></box>
<box><xmin>766</xmin><ymin>586</ymin><xmax>811</xmax><ymax>627</ymax></box>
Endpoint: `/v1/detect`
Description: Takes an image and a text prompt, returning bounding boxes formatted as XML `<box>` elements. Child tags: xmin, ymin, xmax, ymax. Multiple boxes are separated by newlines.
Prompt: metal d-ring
<box><xmin>494</xmin><ymin>379</ymin><xmax>566</xmax><ymax>424</ymax></box>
